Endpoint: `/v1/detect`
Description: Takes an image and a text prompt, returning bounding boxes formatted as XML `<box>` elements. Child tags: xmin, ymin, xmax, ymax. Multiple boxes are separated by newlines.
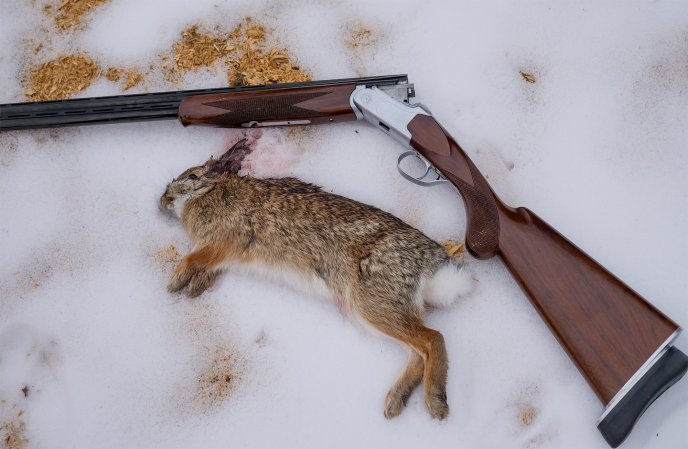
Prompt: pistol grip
<box><xmin>407</xmin><ymin>114</ymin><xmax>500</xmax><ymax>259</ymax></box>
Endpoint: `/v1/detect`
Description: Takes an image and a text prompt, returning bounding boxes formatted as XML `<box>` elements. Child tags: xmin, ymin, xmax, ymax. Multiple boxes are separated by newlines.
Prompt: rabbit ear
<box><xmin>208</xmin><ymin>138</ymin><xmax>251</xmax><ymax>175</ymax></box>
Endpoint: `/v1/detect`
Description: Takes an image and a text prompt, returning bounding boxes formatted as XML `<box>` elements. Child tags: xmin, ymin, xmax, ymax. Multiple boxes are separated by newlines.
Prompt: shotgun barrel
<box><xmin>0</xmin><ymin>74</ymin><xmax>409</xmax><ymax>130</ymax></box>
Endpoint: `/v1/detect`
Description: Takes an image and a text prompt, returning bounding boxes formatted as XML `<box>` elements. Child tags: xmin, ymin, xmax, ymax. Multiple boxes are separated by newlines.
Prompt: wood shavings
<box><xmin>520</xmin><ymin>71</ymin><xmax>537</xmax><ymax>83</ymax></box>
<box><xmin>170</xmin><ymin>25</ymin><xmax>230</xmax><ymax>73</ymax></box>
<box><xmin>226</xmin><ymin>19</ymin><xmax>310</xmax><ymax>86</ymax></box>
<box><xmin>164</xmin><ymin>18</ymin><xmax>310</xmax><ymax>86</ymax></box>
<box><xmin>228</xmin><ymin>46</ymin><xmax>310</xmax><ymax>86</ymax></box>
<box><xmin>122</xmin><ymin>69</ymin><xmax>143</xmax><ymax>90</ymax></box>
<box><xmin>442</xmin><ymin>240</ymin><xmax>466</xmax><ymax>264</ymax></box>
<box><xmin>25</xmin><ymin>54</ymin><xmax>100</xmax><ymax>101</ymax></box>
<box><xmin>46</xmin><ymin>0</ymin><xmax>110</xmax><ymax>31</ymax></box>
<box><xmin>106</xmin><ymin>67</ymin><xmax>143</xmax><ymax>91</ymax></box>
<box><xmin>105</xmin><ymin>67</ymin><xmax>123</xmax><ymax>82</ymax></box>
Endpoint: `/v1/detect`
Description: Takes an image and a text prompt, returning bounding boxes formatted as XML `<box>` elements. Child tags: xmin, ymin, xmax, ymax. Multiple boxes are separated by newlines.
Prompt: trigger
<box><xmin>397</xmin><ymin>151</ymin><xmax>448</xmax><ymax>187</ymax></box>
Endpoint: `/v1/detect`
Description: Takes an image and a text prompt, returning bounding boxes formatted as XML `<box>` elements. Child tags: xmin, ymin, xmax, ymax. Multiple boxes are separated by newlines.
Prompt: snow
<box><xmin>1</xmin><ymin>1</ymin><xmax>687</xmax><ymax>448</ymax></box>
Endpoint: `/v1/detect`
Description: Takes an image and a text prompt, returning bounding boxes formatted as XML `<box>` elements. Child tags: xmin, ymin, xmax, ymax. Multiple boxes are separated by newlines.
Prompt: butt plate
<box><xmin>597</xmin><ymin>344</ymin><xmax>688</xmax><ymax>447</ymax></box>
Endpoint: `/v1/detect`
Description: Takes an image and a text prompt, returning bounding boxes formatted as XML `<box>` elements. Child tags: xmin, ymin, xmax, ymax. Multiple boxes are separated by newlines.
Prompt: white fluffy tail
<box><xmin>422</xmin><ymin>263</ymin><xmax>473</xmax><ymax>308</ymax></box>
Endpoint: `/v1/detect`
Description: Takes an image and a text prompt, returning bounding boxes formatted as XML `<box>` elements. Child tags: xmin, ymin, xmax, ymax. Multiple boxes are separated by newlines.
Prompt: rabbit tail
<box><xmin>422</xmin><ymin>240</ymin><xmax>472</xmax><ymax>308</ymax></box>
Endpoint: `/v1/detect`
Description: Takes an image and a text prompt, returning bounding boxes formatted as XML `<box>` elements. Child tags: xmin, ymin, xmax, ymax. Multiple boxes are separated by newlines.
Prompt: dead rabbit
<box><xmin>160</xmin><ymin>139</ymin><xmax>472</xmax><ymax>420</ymax></box>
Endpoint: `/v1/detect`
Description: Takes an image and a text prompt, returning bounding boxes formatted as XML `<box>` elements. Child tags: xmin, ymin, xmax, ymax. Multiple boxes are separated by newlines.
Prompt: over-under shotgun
<box><xmin>1</xmin><ymin>75</ymin><xmax>686</xmax><ymax>447</ymax></box>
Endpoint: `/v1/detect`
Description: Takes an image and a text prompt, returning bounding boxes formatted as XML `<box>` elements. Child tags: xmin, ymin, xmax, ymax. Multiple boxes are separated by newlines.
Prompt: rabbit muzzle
<box><xmin>159</xmin><ymin>192</ymin><xmax>176</xmax><ymax>215</ymax></box>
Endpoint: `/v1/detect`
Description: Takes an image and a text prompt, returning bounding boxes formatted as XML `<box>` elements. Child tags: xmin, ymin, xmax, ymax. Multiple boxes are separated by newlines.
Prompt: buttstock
<box><xmin>178</xmin><ymin>83</ymin><xmax>359</xmax><ymax>128</ymax></box>
<box><xmin>497</xmin><ymin>204</ymin><xmax>679</xmax><ymax>403</ymax></box>
<box><xmin>406</xmin><ymin>113</ymin><xmax>684</xmax><ymax>445</ymax></box>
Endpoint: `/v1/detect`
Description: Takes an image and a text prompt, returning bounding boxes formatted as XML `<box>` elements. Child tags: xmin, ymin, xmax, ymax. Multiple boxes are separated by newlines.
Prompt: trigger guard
<box><xmin>397</xmin><ymin>151</ymin><xmax>448</xmax><ymax>187</ymax></box>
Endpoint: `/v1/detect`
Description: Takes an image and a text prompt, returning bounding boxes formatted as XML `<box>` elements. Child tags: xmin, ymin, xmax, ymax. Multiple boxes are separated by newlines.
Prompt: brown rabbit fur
<box><xmin>160</xmin><ymin>140</ymin><xmax>472</xmax><ymax>420</ymax></box>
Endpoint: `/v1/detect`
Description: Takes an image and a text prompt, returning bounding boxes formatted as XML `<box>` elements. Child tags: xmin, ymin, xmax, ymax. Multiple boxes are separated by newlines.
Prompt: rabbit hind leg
<box><xmin>355</xmin><ymin>300</ymin><xmax>449</xmax><ymax>420</ymax></box>
<box><xmin>384</xmin><ymin>349</ymin><xmax>424</xmax><ymax>418</ymax></box>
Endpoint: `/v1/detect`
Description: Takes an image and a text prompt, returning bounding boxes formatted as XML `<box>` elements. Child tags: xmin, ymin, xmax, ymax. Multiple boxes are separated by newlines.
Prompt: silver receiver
<box><xmin>352</xmin><ymin>86</ymin><xmax>446</xmax><ymax>187</ymax></box>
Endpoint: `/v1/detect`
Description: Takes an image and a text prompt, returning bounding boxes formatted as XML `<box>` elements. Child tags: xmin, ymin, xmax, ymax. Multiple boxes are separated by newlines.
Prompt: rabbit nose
<box><xmin>159</xmin><ymin>194</ymin><xmax>172</xmax><ymax>211</ymax></box>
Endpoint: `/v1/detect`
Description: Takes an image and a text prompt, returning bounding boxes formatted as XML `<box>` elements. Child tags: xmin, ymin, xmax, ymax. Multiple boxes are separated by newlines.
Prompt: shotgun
<box><xmin>1</xmin><ymin>74</ymin><xmax>686</xmax><ymax>447</ymax></box>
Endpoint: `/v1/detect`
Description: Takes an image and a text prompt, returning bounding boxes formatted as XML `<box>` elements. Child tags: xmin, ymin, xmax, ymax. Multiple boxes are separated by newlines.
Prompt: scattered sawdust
<box><xmin>12</xmin><ymin>263</ymin><xmax>53</xmax><ymax>292</ymax></box>
<box><xmin>122</xmin><ymin>69</ymin><xmax>143</xmax><ymax>90</ymax></box>
<box><xmin>175</xmin><ymin>301</ymin><xmax>248</xmax><ymax>413</ymax></box>
<box><xmin>227</xmin><ymin>18</ymin><xmax>310</xmax><ymax>86</ymax></box>
<box><xmin>283</xmin><ymin>127</ymin><xmax>317</xmax><ymax>154</ymax></box>
<box><xmin>1</xmin><ymin>244</ymin><xmax>92</xmax><ymax>312</ymax></box>
<box><xmin>228</xmin><ymin>46</ymin><xmax>310</xmax><ymax>87</ymax></box>
<box><xmin>151</xmin><ymin>245</ymin><xmax>182</xmax><ymax>273</ymax></box>
<box><xmin>519</xmin><ymin>71</ymin><xmax>536</xmax><ymax>83</ymax></box>
<box><xmin>343</xmin><ymin>23</ymin><xmax>384</xmax><ymax>76</ymax></box>
<box><xmin>442</xmin><ymin>240</ymin><xmax>466</xmax><ymax>264</ymax></box>
<box><xmin>171</xmin><ymin>25</ymin><xmax>230</xmax><ymax>73</ymax></box>
<box><xmin>45</xmin><ymin>0</ymin><xmax>110</xmax><ymax>31</ymax></box>
<box><xmin>1</xmin><ymin>416</ymin><xmax>28</xmax><ymax>449</ymax></box>
<box><xmin>0</xmin><ymin>135</ymin><xmax>19</xmax><ymax>168</ymax></box>
<box><xmin>163</xmin><ymin>18</ymin><xmax>311</xmax><ymax>86</ymax></box>
<box><xmin>105</xmin><ymin>67</ymin><xmax>143</xmax><ymax>91</ymax></box>
<box><xmin>24</xmin><ymin>54</ymin><xmax>100</xmax><ymax>101</ymax></box>
<box><xmin>227</xmin><ymin>18</ymin><xmax>311</xmax><ymax>86</ymax></box>
<box><xmin>345</xmin><ymin>26</ymin><xmax>376</xmax><ymax>50</ymax></box>
<box><xmin>504</xmin><ymin>384</ymin><xmax>550</xmax><ymax>448</ymax></box>
<box><xmin>104</xmin><ymin>67</ymin><xmax>123</xmax><ymax>82</ymax></box>
<box><xmin>196</xmin><ymin>348</ymin><xmax>238</xmax><ymax>408</ymax></box>
<box><xmin>518</xmin><ymin>404</ymin><xmax>537</xmax><ymax>427</ymax></box>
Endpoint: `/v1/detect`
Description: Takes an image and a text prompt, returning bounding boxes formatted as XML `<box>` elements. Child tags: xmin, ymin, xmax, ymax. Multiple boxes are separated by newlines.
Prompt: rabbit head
<box><xmin>160</xmin><ymin>138</ymin><xmax>250</xmax><ymax>217</ymax></box>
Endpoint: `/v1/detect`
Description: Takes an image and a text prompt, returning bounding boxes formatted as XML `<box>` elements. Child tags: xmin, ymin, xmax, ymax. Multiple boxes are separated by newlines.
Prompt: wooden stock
<box><xmin>178</xmin><ymin>83</ymin><xmax>359</xmax><ymax>127</ymax></box>
<box><xmin>407</xmin><ymin>114</ymin><xmax>678</xmax><ymax>404</ymax></box>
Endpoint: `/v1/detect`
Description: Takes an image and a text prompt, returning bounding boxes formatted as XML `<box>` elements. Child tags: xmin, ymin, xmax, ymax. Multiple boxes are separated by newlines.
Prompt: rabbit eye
<box><xmin>189</xmin><ymin>174</ymin><xmax>199</xmax><ymax>180</ymax></box>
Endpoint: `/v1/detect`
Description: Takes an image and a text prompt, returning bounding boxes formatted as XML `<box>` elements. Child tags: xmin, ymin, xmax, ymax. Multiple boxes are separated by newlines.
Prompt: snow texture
<box><xmin>1</xmin><ymin>1</ymin><xmax>687</xmax><ymax>448</ymax></box>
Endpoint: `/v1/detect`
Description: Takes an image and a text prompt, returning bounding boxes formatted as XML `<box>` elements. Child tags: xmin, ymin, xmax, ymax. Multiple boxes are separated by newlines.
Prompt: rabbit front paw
<box><xmin>168</xmin><ymin>268</ymin><xmax>193</xmax><ymax>293</ymax></box>
<box><xmin>186</xmin><ymin>270</ymin><xmax>218</xmax><ymax>298</ymax></box>
<box><xmin>168</xmin><ymin>267</ymin><xmax>217</xmax><ymax>298</ymax></box>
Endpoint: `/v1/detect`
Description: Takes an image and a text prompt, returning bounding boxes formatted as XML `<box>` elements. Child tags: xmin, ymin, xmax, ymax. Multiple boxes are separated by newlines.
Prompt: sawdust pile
<box><xmin>105</xmin><ymin>67</ymin><xmax>144</xmax><ymax>91</ymax></box>
<box><xmin>165</xmin><ymin>18</ymin><xmax>311</xmax><ymax>86</ymax></box>
<box><xmin>171</xmin><ymin>25</ymin><xmax>230</xmax><ymax>72</ymax></box>
<box><xmin>227</xmin><ymin>19</ymin><xmax>310</xmax><ymax>86</ymax></box>
<box><xmin>44</xmin><ymin>0</ymin><xmax>110</xmax><ymax>31</ymax></box>
<box><xmin>1</xmin><ymin>415</ymin><xmax>28</xmax><ymax>449</ymax></box>
<box><xmin>25</xmin><ymin>54</ymin><xmax>100</xmax><ymax>101</ymax></box>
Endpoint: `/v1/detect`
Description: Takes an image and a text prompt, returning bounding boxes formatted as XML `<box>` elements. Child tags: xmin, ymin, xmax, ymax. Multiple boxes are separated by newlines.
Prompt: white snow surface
<box><xmin>1</xmin><ymin>1</ymin><xmax>688</xmax><ymax>448</ymax></box>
